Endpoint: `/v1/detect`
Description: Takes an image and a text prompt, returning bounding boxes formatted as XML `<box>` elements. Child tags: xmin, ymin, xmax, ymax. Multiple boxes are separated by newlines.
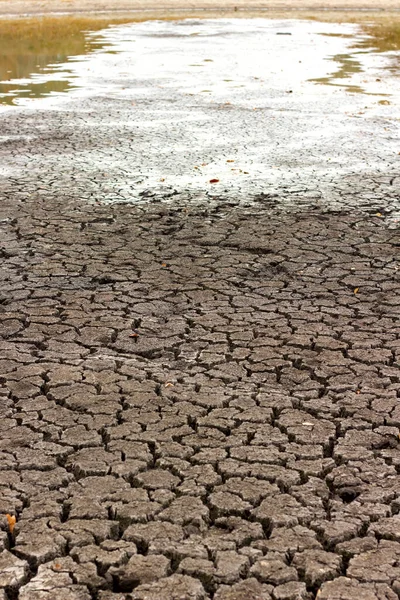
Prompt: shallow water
<box><xmin>0</xmin><ymin>17</ymin><xmax>121</xmax><ymax>104</ymax></box>
<box><xmin>0</xmin><ymin>16</ymin><xmax>399</xmax><ymax>104</ymax></box>
<box><xmin>0</xmin><ymin>18</ymin><xmax>399</xmax><ymax>224</ymax></box>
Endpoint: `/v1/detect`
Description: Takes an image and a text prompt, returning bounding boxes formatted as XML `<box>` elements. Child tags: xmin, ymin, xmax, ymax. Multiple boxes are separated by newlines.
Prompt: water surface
<box><xmin>0</xmin><ymin>17</ymin><xmax>129</xmax><ymax>104</ymax></box>
<box><xmin>1</xmin><ymin>15</ymin><xmax>400</xmax><ymax>104</ymax></box>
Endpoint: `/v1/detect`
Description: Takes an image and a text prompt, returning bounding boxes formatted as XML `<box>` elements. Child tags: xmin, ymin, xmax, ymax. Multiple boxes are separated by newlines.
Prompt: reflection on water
<box><xmin>1</xmin><ymin>16</ymin><xmax>399</xmax><ymax>104</ymax></box>
<box><xmin>0</xmin><ymin>79</ymin><xmax>74</xmax><ymax>106</ymax></box>
<box><xmin>309</xmin><ymin>52</ymin><xmax>365</xmax><ymax>94</ymax></box>
<box><xmin>309</xmin><ymin>28</ymin><xmax>400</xmax><ymax>94</ymax></box>
<box><xmin>357</xmin><ymin>26</ymin><xmax>400</xmax><ymax>76</ymax></box>
<box><xmin>0</xmin><ymin>17</ymin><xmax>129</xmax><ymax>104</ymax></box>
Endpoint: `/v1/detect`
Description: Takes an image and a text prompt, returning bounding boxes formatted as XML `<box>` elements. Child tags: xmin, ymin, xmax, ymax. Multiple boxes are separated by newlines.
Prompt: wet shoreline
<box><xmin>0</xmin><ymin>18</ymin><xmax>399</xmax><ymax>215</ymax></box>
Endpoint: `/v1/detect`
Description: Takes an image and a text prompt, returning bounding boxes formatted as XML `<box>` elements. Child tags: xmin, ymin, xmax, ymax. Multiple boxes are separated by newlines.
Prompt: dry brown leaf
<box><xmin>6</xmin><ymin>514</ymin><xmax>16</xmax><ymax>534</ymax></box>
<box><xmin>209</xmin><ymin>179</ymin><xmax>219</xmax><ymax>184</ymax></box>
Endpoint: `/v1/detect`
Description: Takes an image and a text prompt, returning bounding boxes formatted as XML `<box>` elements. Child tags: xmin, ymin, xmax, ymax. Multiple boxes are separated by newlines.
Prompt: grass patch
<box><xmin>302</xmin><ymin>12</ymin><xmax>400</xmax><ymax>52</ymax></box>
<box><xmin>360</xmin><ymin>21</ymin><xmax>400</xmax><ymax>52</ymax></box>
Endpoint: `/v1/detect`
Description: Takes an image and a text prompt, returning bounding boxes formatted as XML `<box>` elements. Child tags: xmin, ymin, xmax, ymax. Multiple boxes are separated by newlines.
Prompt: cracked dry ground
<box><xmin>0</xmin><ymin>192</ymin><xmax>400</xmax><ymax>600</ymax></box>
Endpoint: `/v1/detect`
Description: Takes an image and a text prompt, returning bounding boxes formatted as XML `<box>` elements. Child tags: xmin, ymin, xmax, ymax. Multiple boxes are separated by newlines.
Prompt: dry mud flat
<box><xmin>0</xmin><ymin>16</ymin><xmax>400</xmax><ymax>600</ymax></box>
<box><xmin>1</xmin><ymin>183</ymin><xmax>400</xmax><ymax>600</ymax></box>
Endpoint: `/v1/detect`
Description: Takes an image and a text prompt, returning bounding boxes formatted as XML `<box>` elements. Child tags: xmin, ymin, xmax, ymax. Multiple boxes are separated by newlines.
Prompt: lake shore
<box><xmin>0</xmin><ymin>0</ymin><xmax>399</xmax><ymax>19</ymax></box>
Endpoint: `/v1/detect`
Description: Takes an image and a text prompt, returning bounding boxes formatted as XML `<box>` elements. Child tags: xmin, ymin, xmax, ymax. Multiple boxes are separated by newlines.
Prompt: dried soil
<box><xmin>0</xmin><ymin>186</ymin><xmax>400</xmax><ymax>598</ymax></box>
